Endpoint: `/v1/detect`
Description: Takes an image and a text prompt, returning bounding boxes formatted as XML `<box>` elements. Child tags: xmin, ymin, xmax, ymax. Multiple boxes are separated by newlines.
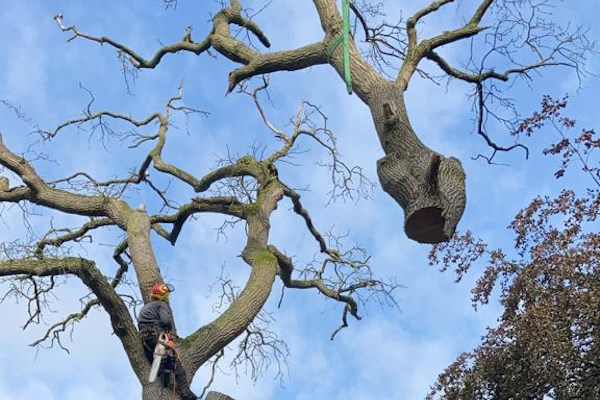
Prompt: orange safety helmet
<box><xmin>149</xmin><ymin>282</ymin><xmax>174</xmax><ymax>301</ymax></box>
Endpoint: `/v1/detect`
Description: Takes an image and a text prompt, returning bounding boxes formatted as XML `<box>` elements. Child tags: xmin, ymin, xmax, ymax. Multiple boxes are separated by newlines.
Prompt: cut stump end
<box><xmin>405</xmin><ymin>206</ymin><xmax>447</xmax><ymax>244</ymax></box>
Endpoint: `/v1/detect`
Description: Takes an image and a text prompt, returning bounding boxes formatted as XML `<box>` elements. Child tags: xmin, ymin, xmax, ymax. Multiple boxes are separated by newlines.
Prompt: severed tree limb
<box><xmin>310</xmin><ymin>0</ymin><xmax>467</xmax><ymax>242</ymax></box>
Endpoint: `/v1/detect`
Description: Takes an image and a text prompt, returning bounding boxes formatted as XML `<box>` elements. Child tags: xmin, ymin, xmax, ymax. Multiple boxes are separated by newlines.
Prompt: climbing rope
<box><xmin>342</xmin><ymin>0</ymin><xmax>352</xmax><ymax>94</ymax></box>
<box><xmin>326</xmin><ymin>0</ymin><xmax>353</xmax><ymax>95</ymax></box>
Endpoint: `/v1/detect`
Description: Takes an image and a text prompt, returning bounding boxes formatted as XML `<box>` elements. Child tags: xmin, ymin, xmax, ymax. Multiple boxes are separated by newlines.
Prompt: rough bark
<box><xmin>53</xmin><ymin>0</ymin><xmax>472</xmax><ymax>244</ymax></box>
<box><xmin>180</xmin><ymin>177</ymin><xmax>283</xmax><ymax>375</ymax></box>
<box><xmin>312</xmin><ymin>1</ymin><xmax>467</xmax><ymax>243</ymax></box>
<box><xmin>127</xmin><ymin>208</ymin><xmax>167</xmax><ymax>303</ymax></box>
<box><xmin>0</xmin><ymin>257</ymin><xmax>148</xmax><ymax>382</ymax></box>
<box><xmin>142</xmin><ymin>384</ymin><xmax>179</xmax><ymax>400</ymax></box>
<box><xmin>179</xmin><ymin>248</ymin><xmax>277</xmax><ymax>374</ymax></box>
<box><xmin>206</xmin><ymin>391</ymin><xmax>236</xmax><ymax>400</ymax></box>
<box><xmin>368</xmin><ymin>82</ymin><xmax>466</xmax><ymax>243</ymax></box>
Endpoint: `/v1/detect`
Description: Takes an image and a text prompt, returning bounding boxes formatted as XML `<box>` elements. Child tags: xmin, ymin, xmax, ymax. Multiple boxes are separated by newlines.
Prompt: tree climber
<box><xmin>138</xmin><ymin>282</ymin><xmax>197</xmax><ymax>400</ymax></box>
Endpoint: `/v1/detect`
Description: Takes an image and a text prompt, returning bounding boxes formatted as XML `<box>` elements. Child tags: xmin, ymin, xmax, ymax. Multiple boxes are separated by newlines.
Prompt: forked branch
<box><xmin>0</xmin><ymin>257</ymin><xmax>146</xmax><ymax>380</ymax></box>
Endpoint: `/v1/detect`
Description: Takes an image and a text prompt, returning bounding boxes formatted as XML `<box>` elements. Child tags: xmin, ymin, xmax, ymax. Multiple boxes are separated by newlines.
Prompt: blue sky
<box><xmin>0</xmin><ymin>1</ymin><xmax>598</xmax><ymax>399</ymax></box>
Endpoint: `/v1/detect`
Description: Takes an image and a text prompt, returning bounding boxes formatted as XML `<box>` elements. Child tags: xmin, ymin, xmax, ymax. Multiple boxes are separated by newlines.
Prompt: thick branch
<box><xmin>180</xmin><ymin>173</ymin><xmax>284</xmax><ymax>373</ymax></box>
<box><xmin>147</xmin><ymin>115</ymin><xmax>206</xmax><ymax>190</ymax></box>
<box><xmin>423</xmin><ymin>0</ymin><xmax>492</xmax><ymax>50</ymax></box>
<box><xmin>312</xmin><ymin>0</ymin><xmax>384</xmax><ymax>102</ymax></box>
<box><xmin>226</xmin><ymin>43</ymin><xmax>328</xmax><ymax>93</ymax></box>
<box><xmin>0</xmin><ymin>134</ymin><xmax>131</xmax><ymax>226</ymax></box>
<box><xmin>406</xmin><ymin>0</ymin><xmax>454</xmax><ymax>51</ymax></box>
<box><xmin>151</xmin><ymin>196</ymin><xmax>246</xmax><ymax>245</ymax></box>
<box><xmin>126</xmin><ymin>208</ymin><xmax>165</xmax><ymax>304</ymax></box>
<box><xmin>0</xmin><ymin>184</ymin><xmax>30</xmax><ymax>202</ymax></box>
<box><xmin>0</xmin><ymin>257</ymin><xmax>147</xmax><ymax>381</ymax></box>
<box><xmin>179</xmin><ymin>247</ymin><xmax>277</xmax><ymax>374</ymax></box>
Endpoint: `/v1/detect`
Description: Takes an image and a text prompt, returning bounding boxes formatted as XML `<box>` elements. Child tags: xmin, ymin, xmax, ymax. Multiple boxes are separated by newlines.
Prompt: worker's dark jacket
<box><xmin>137</xmin><ymin>300</ymin><xmax>197</xmax><ymax>399</ymax></box>
<box><xmin>137</xmin><ymin>300</ymin><xmax>173</xmax><ymax>360</ymax></box>
<box><xmin>138</xmin><ymin>300</ymin><xmax>173</xmax><ymax>331</ymax></box>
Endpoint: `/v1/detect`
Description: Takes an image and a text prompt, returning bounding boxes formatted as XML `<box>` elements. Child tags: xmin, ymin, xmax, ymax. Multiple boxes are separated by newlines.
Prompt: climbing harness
<box><xmin>147</xmin><ymin>331</ymin><xmax>183</xmax><ymax>396</ymax></box>
<box><xmin>326</xmin><ymin>0</ymin><xmax>353</xmax><ymax>94</ymax></box>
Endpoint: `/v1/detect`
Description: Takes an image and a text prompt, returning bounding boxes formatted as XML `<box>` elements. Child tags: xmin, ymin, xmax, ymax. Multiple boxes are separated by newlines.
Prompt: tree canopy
<box><xmin>0</xmin><ymin>1</ymin><xmax>597</xmax><ymax>399</ymax></box>
<box><xmin>428</xmin><ymin>96</ymin><xmax>600</xmax><ymax>400</ymax></box>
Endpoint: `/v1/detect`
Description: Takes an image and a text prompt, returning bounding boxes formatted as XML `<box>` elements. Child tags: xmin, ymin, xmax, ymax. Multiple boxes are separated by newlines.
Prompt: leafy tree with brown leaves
<box><xmin>428</xmin><ymin>97</ymin><xmax>600</xmax><ymax>400</ymax></box>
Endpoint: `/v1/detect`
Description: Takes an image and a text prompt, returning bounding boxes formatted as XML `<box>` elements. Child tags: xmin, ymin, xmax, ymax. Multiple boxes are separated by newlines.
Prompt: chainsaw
<box><xmin>148</xmin><ymin>332</ymin><xmax>173</xmax><ymax>383</ymax></box>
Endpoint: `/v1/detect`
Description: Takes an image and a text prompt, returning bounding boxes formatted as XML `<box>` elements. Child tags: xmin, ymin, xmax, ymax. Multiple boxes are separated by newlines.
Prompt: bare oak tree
<box><xmin>0</xmin><ymin>1</ymin><xmax>593</xmax><ymax>399</ymax></box>
<box><xmin>52</xmin><ymin>0</ymin><xmax>591</xmax><ymax>244</ymax></box>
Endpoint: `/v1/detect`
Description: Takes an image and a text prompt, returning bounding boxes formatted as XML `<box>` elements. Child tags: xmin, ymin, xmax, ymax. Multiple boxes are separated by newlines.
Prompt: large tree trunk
<box><xmin>368</xmin><ymin>82</ymin><xmax>466</xmax><ymax>243</ymax></box>
<box><xmin>206</xmin><ymin>392</ymin><xmax>236</xmax><ymax>400</ymax></box>
<box><xmin>142</xmin><ymin>383</ymin><xmax>180</xmax><ymax>400</ymax></box>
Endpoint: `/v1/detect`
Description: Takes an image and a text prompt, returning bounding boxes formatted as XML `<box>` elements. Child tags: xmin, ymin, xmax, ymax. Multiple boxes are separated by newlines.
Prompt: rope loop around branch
<box><xmin>326</xmin><ymin>0</ymin><xmax>353</xmax><ymax>95</ymax></box>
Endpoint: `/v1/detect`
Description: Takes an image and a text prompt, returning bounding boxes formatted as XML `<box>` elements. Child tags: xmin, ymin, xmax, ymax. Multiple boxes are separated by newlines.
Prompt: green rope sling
<box><xmin>326</xmin><ymin>0</ymin><xmax>353</xmax><ymax>95</ymax></box>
